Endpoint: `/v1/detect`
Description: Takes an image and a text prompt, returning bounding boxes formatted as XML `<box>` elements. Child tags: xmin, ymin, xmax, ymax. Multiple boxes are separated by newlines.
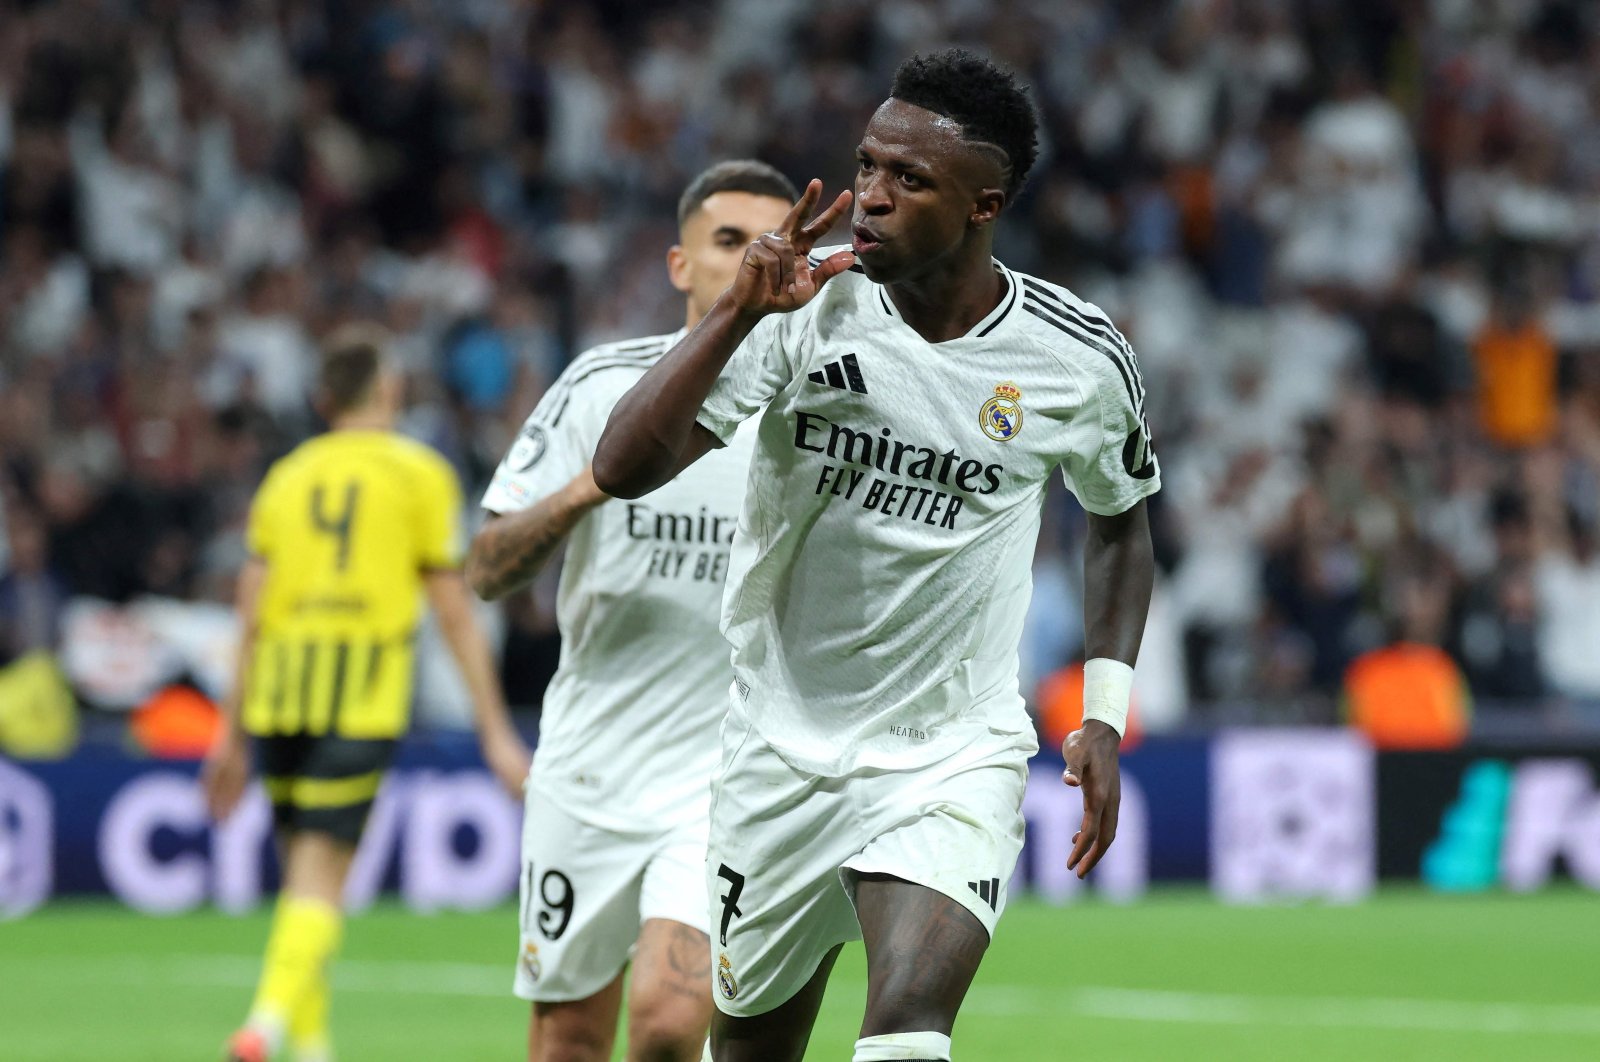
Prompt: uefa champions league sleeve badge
<box><xmin>508</xmin><ymin>424</ymin><xmax>548</xmax><ymax>471</ymax></box>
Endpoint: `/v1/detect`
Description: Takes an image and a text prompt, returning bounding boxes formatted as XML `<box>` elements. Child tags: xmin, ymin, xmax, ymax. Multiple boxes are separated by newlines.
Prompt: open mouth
<box><xmin>852</xmin><ymin>224</ymin><xmax>884</xmax><ymax>254</ymax></box>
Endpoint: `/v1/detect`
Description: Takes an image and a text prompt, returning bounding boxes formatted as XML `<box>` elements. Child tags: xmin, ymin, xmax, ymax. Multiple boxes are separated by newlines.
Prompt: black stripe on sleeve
<box><xmin>547</xmin><ymin>351</ymin><xmax>667</xmax><ymax>428</ymax></box>
<box><xmin>1020</xmin><ymin>278</ymin><xmax>1145</xmax><ymax>390</ymax></box>
<box><xmin>526</xmin><ymin>341</ymin><xmax>672</xmax><ymax>432</ymax></box>
<box><xmin>1023</xmin><ymin>297</ymin><xmax>1143</xmax><ymax>415</ymax></box>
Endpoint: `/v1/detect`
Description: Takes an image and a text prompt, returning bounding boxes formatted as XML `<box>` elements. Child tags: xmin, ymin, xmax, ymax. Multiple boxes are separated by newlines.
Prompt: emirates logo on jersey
<box><xmin>792</xmin><ymin>410</ymin><xmax>1005</xmax><ymax>532</ymax></box>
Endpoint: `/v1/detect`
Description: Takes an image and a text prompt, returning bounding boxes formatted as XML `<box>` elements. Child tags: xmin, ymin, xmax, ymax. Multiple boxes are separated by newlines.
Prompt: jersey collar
<box><xmin>872</xmin><ymin>260</ymin><xmax>1019</xmax><ymax>344</ymax></box>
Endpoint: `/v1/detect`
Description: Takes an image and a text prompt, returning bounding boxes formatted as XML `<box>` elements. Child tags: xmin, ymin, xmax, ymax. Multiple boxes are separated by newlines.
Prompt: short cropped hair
<box><xmin>890</xmin><ymin>49</ymin><xmax>1040</xmax><ymax>200</ymax></box>
<box><xmin>319</xmin><ymin>322</ymin><xmax>389</xmax><ymax>416</ymax></box>
<box><xmin>677</xmin><ymin>160</ymin><xmax>799</xmax><ymax>227</ymax></box>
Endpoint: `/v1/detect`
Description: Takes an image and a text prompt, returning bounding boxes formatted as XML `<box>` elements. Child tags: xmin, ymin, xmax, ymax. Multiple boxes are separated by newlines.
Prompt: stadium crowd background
<box><xmin>3</xmin><ymin>0</ymin><xmax>1600</xmax><ymax>748</ymax></box>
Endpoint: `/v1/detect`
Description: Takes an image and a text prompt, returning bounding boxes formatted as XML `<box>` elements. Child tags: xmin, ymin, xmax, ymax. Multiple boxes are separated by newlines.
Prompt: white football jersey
<box><xmin>483</xmin><ymin>330</ymin><xmax>754</xmax><ymax>831</ymax></box>
<box><xmin>697</xmin><ymin>250</ymin><xmax>1161</xmax><ymax>776</ymax></box>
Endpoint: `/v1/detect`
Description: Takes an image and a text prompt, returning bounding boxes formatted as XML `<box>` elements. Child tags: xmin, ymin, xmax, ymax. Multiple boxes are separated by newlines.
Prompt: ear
<box><xmin>969</xmin><ymin>187</ymin><xmax>1006</xmax><ymax>230</ymax></box>
<box><xmin>666</xmin><ymin>244</ymin><xmax>691</xmax><ymax>294</ymax></box>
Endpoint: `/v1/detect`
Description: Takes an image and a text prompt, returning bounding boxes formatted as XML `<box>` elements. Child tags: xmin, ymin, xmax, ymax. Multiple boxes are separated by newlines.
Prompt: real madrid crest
<box><xmin>980</xmin><ymin>382</ymin><xmax>1023</xmax><ymax>442</ymax></box>
<box><xmin>521</xmin><ymin>941</ymin><xmax>542</xmax><ymax>983</ymax></box>
<box><xmin>717</xmin><ymin>951</ymin><xmax>739</xmax><ymax>1000</ymax></box>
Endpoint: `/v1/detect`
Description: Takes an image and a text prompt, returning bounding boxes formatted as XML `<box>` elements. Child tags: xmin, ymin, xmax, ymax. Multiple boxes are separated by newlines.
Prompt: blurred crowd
<box><xmin>4</xmin><ymin>0</ymin><xmax>1600</xmax><ymax>735</ymax></box>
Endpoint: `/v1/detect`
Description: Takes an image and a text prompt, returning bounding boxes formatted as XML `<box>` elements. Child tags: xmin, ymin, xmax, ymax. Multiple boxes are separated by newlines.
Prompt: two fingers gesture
<box><xmin>731</xmin><ymin>179</ymin><xmax>856</xmax><ymax>316</ymax></box>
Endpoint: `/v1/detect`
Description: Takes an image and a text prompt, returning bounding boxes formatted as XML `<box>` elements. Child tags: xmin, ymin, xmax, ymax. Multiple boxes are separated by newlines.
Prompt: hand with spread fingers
<box><xmin>1062</xmin><ymin>719</ymin><xmax>1122</xmax><ymax>879</ymax></box>
<box><xmin>729</xmin><ymin>178</ymin><xmax>855</xmax><ymax>317</ymax></box>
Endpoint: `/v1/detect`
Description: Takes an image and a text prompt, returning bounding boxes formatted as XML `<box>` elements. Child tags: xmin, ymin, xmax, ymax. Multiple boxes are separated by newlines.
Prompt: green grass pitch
<box><xmin>2</xmin><ymin>888</ymin><xmax>1594</xmax><ymax>1061</ymax></box>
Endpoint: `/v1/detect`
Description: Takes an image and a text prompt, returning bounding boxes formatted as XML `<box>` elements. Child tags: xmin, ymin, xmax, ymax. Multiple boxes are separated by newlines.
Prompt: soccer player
<box><xmin>593</xmin><ymin>51</ymin><xmax>1159</xmax><ymax>1062</ymax></box>
<box><xmin>466</xmin><ymin>161</ymin><xmax>798</xmax><ymax>1062</ymax></box>
<box><xmin>203</xmin><ymin>324</ymin><xmax>531</xmax><ymax>1062</ymax></box>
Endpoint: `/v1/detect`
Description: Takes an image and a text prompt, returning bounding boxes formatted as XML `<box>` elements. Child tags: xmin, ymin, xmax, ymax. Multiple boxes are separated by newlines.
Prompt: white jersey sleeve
<box><xmin>697</xmin><ymin>312</ymin><xmax>798</xmax><ymax>444</ymax></box>
<box><xmin>1056</xmin><ymin>318</ymin><xmax>1161</xmax><ymax>517</ymax></box>
<box><xmin>482</xmin><ymin>343</ymin><xmax>642</xmax><ymax>514</ymax></box>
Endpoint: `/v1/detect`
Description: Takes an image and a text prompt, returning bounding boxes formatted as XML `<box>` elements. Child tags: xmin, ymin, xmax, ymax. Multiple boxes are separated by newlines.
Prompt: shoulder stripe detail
<box><xmin>544</xmin><ymin>352</ymin><xmax>663</xmax><ymax>427</ymax></box>
<box><xmin>1023</xmin><ymin>298</ymin><xmax>1143</xmax><ymax>415</ymax></box>
<box><xmin>540</xmin><ymin>351</ymin><xmax>661</xmax><ymax>418</ymax></box>
<box><xmin>976</xmin><ymin>273</ymin><xmax>1019</xmax><ymax>338</ymax></box>
<box><xmin>1020</xmin><ymin>278</ymin><xmax>1144</xmax><ymax>391</ymax></box>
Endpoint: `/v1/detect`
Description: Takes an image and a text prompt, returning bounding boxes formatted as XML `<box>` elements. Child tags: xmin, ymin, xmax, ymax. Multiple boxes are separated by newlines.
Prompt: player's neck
<box><xmin>885</xmin><ymin>250</ymin><xmax>1003</xmax><ymax>344</ymax></box>
<box><xmin>331</xmin><ymin>408</ymin><xmax>393</xmax><ymax>433</ymax></box>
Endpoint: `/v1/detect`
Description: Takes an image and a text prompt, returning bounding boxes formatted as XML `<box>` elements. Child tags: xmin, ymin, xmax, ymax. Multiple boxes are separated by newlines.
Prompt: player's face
<box><xmin>850</xmin><ymin>99</ymin><xmax>1006</xmax><ymax>284</ymax></box>
<box><xmin>670</xmin><ymin>191</ymin><xmax>795</xmax><ymax>323</ymax></box>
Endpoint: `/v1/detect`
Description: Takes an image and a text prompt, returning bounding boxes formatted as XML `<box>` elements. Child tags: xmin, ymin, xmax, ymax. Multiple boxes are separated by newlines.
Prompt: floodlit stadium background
<box><xmin>0</xmin><ymin>1</ymin><xmax>1595</xmax><ymax>1060</ymax></box>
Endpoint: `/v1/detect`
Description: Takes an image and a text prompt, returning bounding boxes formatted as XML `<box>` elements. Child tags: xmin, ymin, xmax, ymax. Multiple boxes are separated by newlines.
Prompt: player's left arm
<box><xmin>418</xmin><ymin>456</ymin><xmax>531</xmax><ymax>797</ymax></box>
<box><xmin>1058</xmin><ymin>320</ymin><xmax>1160</xmax><ymax>877</ymax></box>
<box><xmin>1066</xmin><ymin>498</ymin><xmax>1154</xmax><ymax>878</ymax></box>
<box><xmin>202</xmin><ymin>555</ymin><xmax>266</xmax><ymax>822</ymax></box>
<box><xmin>424</xmin><ymin>570</ymin><xmax>531</xmax><ymax>798</ymax></box>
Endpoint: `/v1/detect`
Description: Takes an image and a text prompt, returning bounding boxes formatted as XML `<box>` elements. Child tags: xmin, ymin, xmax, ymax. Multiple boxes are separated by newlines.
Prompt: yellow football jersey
<box><xmin>241</xmin><ymin>430</ymin><xmax>464</xmax><ymax>739</ymax></box>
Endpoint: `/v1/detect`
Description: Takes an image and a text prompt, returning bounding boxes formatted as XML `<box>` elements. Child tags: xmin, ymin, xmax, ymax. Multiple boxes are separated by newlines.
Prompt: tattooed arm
<box><xmin>466</xmin><ymin>466</ymin><xmax>609</xmax><ymax>601</ymax></box>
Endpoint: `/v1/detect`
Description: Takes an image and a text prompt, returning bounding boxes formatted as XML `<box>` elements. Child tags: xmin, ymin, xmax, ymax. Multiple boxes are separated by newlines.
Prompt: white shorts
<box><xmin>705</xmin><ymin>716</ymin><xmax>1030</xmax><ymax>1018</ymax></box>
<box><xmin>514</xmin><ymin>786</ymin><xmax>710</xmax><ymax>1002</ymax></box>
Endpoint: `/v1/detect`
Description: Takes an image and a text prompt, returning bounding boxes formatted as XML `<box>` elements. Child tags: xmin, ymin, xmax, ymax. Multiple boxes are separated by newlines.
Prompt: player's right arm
<box><xmin>593</xmin><ymin>180</ymin><xmax>855</xmax><ymax>499</ymax></box>
<box><xmin>467</xmin><ymin>468</ymin><xmax>607</xmax><ymax>601</ymax></box>
<box><xmin>205</xmin><ymin>464</ymin><xmax>286</xmax><ymax>821</ymax></box>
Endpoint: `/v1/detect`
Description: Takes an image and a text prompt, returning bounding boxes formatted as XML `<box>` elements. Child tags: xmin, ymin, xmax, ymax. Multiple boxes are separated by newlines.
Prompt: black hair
<box><xmin>889</xmin><ymin>49</ymin><xmax>1040</xmax><ymax>200</ymax></box>
<box><xmin>677</xmin><ymin>160</ymin><xmax>799</xmax><ymax>227</ymax></box>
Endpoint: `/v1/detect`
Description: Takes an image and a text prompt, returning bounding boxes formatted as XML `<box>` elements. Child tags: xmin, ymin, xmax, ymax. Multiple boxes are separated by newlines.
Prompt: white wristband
<box><xmin>1081</xmin><ymin>657</ymin><xmax>1134</xmax><ymax>738</ymax></box>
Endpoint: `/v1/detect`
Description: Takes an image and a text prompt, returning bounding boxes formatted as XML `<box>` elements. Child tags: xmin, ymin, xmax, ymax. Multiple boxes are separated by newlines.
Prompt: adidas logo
<box><xmin>807</xmin><ymin>353</ymin><xmax>869</xmax><ymax>394</ymax></box>
<box><xmin>967</xmin><ymin>877</ymin><xmax>1000</xmax><ymax>911</ymax></box>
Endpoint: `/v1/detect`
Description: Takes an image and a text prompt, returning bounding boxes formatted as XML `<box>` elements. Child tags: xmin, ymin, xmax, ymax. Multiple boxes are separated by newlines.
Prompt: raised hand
<box><xmin>727</xmin><ymin>179</ymin><xmax>855</xmax><ymax>317</ymax></box>
<box><xmin>1062</xmin><ymin>721</ymin><xmax>1122</xmax><ymax>879</ymax></box>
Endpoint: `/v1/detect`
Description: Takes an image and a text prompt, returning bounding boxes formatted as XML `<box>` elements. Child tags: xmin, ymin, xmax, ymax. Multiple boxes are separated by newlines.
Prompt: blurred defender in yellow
<box><xmin>203</xmin><ymin>324</ymin><xmax>530</xmax><ymax>1062</ymax></box>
